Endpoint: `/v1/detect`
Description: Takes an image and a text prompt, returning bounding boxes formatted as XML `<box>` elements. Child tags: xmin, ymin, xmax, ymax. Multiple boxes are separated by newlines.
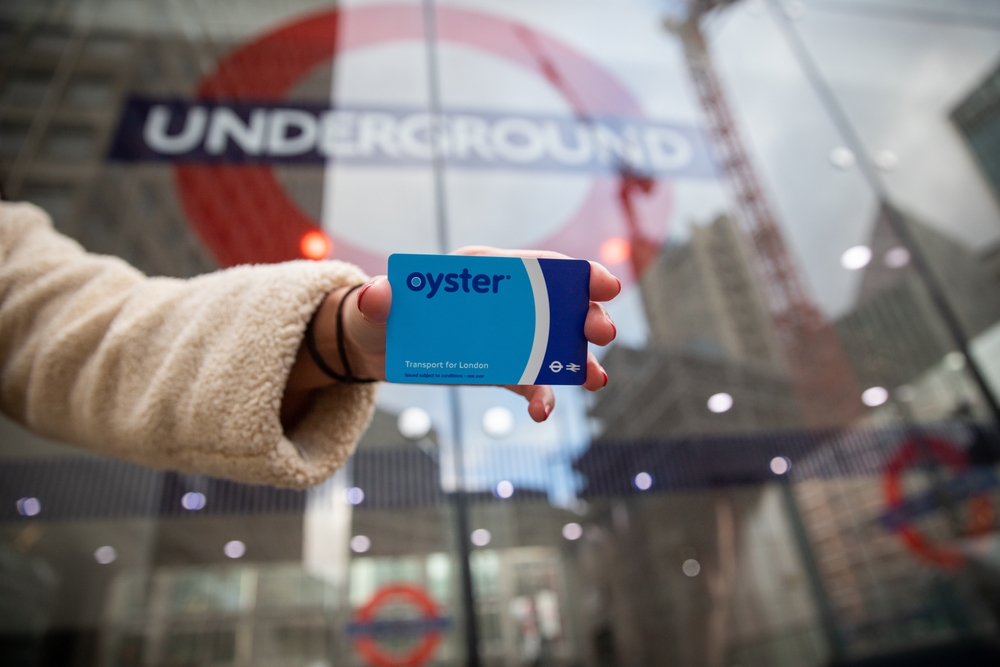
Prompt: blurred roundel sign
<box><xmin>110</xmin><ymin>5</ymin><xmax>715</xmax><ymax>280</ymax></box>
<box><xmin>880</xmin><ymin>436</ymin><xmax>997</xmax><ymax>569</ymax></box>
<box><xmin>347</xmin><ymin>583</ymin><xmax>451</xmax><ymax>667</ymax></box>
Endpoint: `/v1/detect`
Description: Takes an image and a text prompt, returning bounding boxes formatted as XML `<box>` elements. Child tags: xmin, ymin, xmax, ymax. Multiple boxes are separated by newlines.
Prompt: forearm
<box><xmin>0</xmin><ymin>202</ymin><xmax>377</xmax><ymax>488</ymax></box>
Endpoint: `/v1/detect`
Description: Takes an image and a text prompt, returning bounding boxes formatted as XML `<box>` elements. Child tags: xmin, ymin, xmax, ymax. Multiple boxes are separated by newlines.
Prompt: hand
<box><xmin>283</xmin><ymin>248</ymin><xmax>620</xmax><ymax>425</ymax></box>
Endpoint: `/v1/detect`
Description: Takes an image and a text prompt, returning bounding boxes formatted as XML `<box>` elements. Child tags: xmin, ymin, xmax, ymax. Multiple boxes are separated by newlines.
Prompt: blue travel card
<box><xmin>386</xmin><ymin>254</ymin><xmax>590</xmax><ymax>385</ymax></box>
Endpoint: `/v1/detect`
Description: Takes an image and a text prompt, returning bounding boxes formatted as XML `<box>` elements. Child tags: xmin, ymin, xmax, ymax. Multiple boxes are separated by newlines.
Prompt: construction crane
<box><xmin>668</xmin><ymin>0</ymin><xmax>862</xmax><ymax>428</ymax></box>
<box><xmin>519</xmin><ymin>2</ymin><xmax>861</xmax><ymax>427</ymax></box>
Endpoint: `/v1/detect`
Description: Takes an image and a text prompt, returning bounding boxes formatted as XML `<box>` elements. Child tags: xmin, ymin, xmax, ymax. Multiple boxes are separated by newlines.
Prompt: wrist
<box><xmin>306</xmin><ymin>285</ymin><xmax>379</xmax><ymax>384</ymax></box>
<box><xmin>309</xmin><ymin>287</ymin><xmax>347</xmax><ymax>378</ymax></box>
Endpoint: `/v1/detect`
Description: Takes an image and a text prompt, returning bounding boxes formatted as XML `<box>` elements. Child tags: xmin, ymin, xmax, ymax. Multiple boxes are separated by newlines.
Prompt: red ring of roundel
<box><xmin>176</xmin><ymin>3</ymin><xmax>673</xmax><ymax>278</ymax></box>
<box><xmin>353</xmin><ymin>583</ymin><xmax>445</xmax><ymax>667</ymax></box>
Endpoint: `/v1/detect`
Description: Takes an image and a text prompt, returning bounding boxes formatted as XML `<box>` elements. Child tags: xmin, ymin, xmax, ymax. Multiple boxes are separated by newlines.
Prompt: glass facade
<box><xmin>2</xmin><ymin>1</ymin><xmax>1000</xmax><ymax>665</ymax></box>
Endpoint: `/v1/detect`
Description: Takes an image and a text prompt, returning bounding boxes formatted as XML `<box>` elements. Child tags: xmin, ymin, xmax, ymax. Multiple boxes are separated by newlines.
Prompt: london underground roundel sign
<box><xmin>110</xmin><ymin>5</ymin><xmax>716</xmax><ymax>279</ymax></box>
<box><xmin>347</xmin><ymin>583</ymin><xmax>451</xmax><ymax>667</ymax></box>
<box><xmin>880</xmin><ymin>436</ymin><xmax>996</xmax><ymax>569</ymax></box>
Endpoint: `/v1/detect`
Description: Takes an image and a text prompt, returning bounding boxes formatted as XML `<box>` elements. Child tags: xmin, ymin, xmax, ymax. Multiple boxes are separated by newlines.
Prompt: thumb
<box><xmin>342</xmin><ymin>276</ymin><xmax>391</xmax><ymax>360</ymax></box>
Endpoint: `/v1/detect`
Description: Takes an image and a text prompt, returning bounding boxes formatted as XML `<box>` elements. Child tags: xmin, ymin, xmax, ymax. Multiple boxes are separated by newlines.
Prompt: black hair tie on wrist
<box><xmin>304</xmin><ymin>284</ymin><xmax>378</xmax><ymax>384</ymax></box>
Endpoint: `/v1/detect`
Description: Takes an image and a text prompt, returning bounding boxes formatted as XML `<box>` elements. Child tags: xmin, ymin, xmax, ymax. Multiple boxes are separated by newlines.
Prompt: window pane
<box><xmin>2</xmin><ymin>2</ymin><xmax>999</xmax><ymax>666</ymax></box>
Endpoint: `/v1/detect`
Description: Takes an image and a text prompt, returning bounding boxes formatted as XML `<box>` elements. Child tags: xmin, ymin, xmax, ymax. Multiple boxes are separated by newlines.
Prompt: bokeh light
<box><xmin>562</xmin><ymin>523</ymin><xmax>583</xmax><ymax>540</ymax></box>
<box><xmin>471</xmin><ymin>529</ymin><xmax>491</xmax><ymax>546</ymax></box>
<box><xmin>829</xmin><ymin>146</ymin><xmax>855</xmax><ymax>169</ymax></box>
<box><xmin>16</xmin><ymin>497</ymin><xmax>41</xmax><ymax>517</ymax></box>
<box><xmin>840</xmin><ymin>245</ymin><xmax>872</xmax><ymax>270</ymax></box>
<box><xmin>181</xmin><ymin>492</ymin><xmax>206</xmax><ymax>511</ymax></box>
<box><xmin>862</xmin><ymin>386</ymin><xmax>889</xmax><ymax>407</ymax></box>
<box><xmin>600</xmin><ymin>237</ymin><xmax>631</xmax><ymax>265</ymax></box>
<box><xmin>883</xmin><ymin>246</ymin><xmax>910</xmax><ymax>268</ymax></box>
<box><xmin>770</xmin><ymin>456</ymin><xmax>791</xmax><ymax>475</ymax></box>
<box><xmin>707</xmin><ymin>392</ymin><xmax>733</xmax><ymax>413</ymax></box>
<box><xmin>944</xmin><ymin>351</ymin><xmax>966</xmax><ymax>371</ymax></box>
<box><xmin>397</xmin><ymin>407</ymin><xmax>432</xmax><ymax>440</ymax></box>
<box><xmin>300</xmin><ymin>230</ymin><xmax>332</xmax><ymax>260</ymax></box>
<box><xmin>495</xmin><ymin>480</ymin><xmax>514</xmax><ymax>499</ymax></box>
<box><xmin>874</xmin><ymin>148</ymin><xmax>899</xmax><ymax>172</ymax></box>
<box><xmin>682</xmin><ymin>558</ymin><xmax>701</xmax><ymax>577</ymax></box>
<box><xmin>482</xmin><ymin>406</ymin><xmax>515</xmax><ymax>438</ymax></box>
<box><xmin>344</xmin><ymin>487</ymin><xmax>365</xmax><ymax>505</ymax></box>
<box><xmin>224</xmin><ymin>540</ymin><xmax>246</xmax><ymax>558</ymax></box>
<box><xmin>634</xmin><ymin>472</ymin><xmax>653</xmax><ymax>491</ymax></box>
<box><xmin>94</xmin><ymin>546</ymin><xmax>117</xmax><ymax>564</ymax></box>
<box><xmin>350</xmin><ymin>535</ymin><xmax>371</xmax><ymax>553</ymax></box>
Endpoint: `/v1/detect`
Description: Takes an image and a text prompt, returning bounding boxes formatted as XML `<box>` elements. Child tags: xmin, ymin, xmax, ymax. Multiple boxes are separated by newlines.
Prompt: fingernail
<box><xmin>357</xmin><ymin>280</ymin><xmax>374</xmax><ymax>312</ymax></box>
<box><xmin>615</xmin><ymin>277</ymin><xmax>622</xmax><ymax>294</ymax></box>
<box><xmin>609</xmin><ymin>319</ymin><xmax>617</xmax><ymax>341</ymax></box>
<box><xmin>544</xmin><ymin>404</ymin><xmax>552</xmax><ymax>420</ymax></box>
<box><xmin>601</xmin><ymin>369</ymin><xmax>608</xmax><ymax>388</ymax></box>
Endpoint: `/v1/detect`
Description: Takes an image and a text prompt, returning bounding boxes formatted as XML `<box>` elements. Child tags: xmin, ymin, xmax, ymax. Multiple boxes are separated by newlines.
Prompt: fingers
<box><xmin>583</xmin><ymin>351</ymin><xmax>608</xmax><ymax>391</ymax></box>
<box><xmin>589</xmin><ymin>261</ymin><xmax>622</xmax><ymax>302</ymax></box>
<box><xmin>503</xmin><ymin>350</ymin><xmax>606</xmax><ymax>420</ymax></box>
<box><xmin>585</xmin><ymin>302</ymin><xmax>616</xmax><ymax>346</ymax></box>
<box><xmin>452</xmin><ymin>246</ymin><xmax>621</xmax><ymax>303</ymax></box>
<box><xmin>453</xmin><ymin>246</ymin><xmax>571</xmax><ymax>260</ymax></box>
<box><xmin>375</xmin><ymin>250</ymin><xmax>615</xmax><ymax>419</ymax></box>
<box><xmin>504</xmin><ymin>384</ymin><xmax>556</xmax><ymax>423</ymax></box>
<box><xmin>455</xmin><ymin>246</ymin><xmax>614</xmax><ymax>405</ymax></box>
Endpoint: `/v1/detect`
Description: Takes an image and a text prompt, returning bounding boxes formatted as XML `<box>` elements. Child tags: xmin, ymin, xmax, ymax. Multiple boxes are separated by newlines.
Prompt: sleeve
<box><xmin>0</xmin><ymin>201</ymin><xmax>378</xmax><ymax>488</ymax></box>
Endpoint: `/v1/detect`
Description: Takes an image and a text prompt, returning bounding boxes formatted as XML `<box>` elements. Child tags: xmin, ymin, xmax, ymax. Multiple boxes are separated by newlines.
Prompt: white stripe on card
<box><xmin>519</xmin><ymin>257</ymin><xmax>550</xmax><ymax>384</ymax></box>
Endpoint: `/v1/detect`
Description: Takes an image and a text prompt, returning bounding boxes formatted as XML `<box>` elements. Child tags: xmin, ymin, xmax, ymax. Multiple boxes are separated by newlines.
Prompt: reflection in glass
<box><xmin>2</xmin><ymin>1</ymin><xmax>999</xmax><ymax>665</ymax></box>
<box><xmin>15</xmin><ymin>496</ymin><xmax>41</xmax><ymax>516</ymax></box>
<box><xmin>707</xmin><ymin>392</ymin><xmax>734</xmax><ymax>413</ymax></box>
<box><xmin>841</xmin><ymin>244</ymin><xmax>873</xmax><ymax>270</ymax></box>
<box><xmin>770</xmin><ymin>456</ymin><xmax>791</xmax><ymax>475</ymax></box>
<box><xmin>344</xmin><ymin>486</ymin><xmax>365</xmax><ymax>505</ymax></box>
<box><xmin>223</xmin><ymin>540</ymin><xmax>246</xmax><ymax>559</ymax></box>
<box><xmin>681</xmin><ymin>558</ymin><xmax>701</xmax><ymax>577</ymax></box>
<box><xmin>180</xmin><ymin>491</ymin><xmax>206</xmax><ymax>511</ymax></box>
<box><xmin>397</xmin><ymin>406</ymin><xmax>433</xmax><ymax>440</ymax></box>
<box><xmin>350</xmin><ymin>535</ymin><xmax>371</xmax><ymax>554</ymax></box>
<box><xmin>883</xmin><ymin>246</ymin><xmax>911</xmax><ymax>268</ymax></box>
<box><xmin>94</xmin><ymin>546</ymin><xmax>117</xmax><ymax>564</ymax></box>
<box><xmin>561</xmin><ymin>523</ymin><xmax>582</xmax><ymax>541</ymax></box>
<box><xmin>829</xmin><ymin>146</ymin><xmax>856</xmax><ymax>169</ymax></box>
<box><xmin>494</xmin><ymin>480</ymin><xmax>514</xmax><ymax>499</ymax></box>
<box><xmin>481</xmin><ymin>406</ymin><xmax>515</xmax><ymax>438</ymax></box>
<box><xmin>862</xmin><ymin>386</ymin><xmax>889</xmax><ymax>407</ymax></box>
<box><xmin>634</xmin><ymin>472</ymin><xmax>653</xmax><ymax>491</ymax></box>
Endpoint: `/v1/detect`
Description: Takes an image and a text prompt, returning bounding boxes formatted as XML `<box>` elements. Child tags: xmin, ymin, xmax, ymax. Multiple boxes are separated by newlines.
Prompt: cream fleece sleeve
<box><xmin>0</xmin><ymin>201</ymin><xmax>377</xmax><ymax>488</ymax></box>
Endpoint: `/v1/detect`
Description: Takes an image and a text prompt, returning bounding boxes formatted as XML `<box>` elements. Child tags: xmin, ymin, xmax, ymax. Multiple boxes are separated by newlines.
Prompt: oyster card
<box><xmin>386</xmin><ymin>253</ymin><xmax>590</xmax><ymax>385</ymax></box>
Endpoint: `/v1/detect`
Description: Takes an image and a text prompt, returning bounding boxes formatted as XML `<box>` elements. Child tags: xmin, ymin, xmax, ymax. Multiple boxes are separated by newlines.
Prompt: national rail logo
<box><xmin>108</xmin><ymin>4</ymin><xmax>715</xmax><ymax>279</ymax></box>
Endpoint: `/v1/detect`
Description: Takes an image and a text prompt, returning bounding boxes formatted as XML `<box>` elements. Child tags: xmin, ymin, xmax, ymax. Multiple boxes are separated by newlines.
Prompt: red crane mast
<box><xmin>674</xmin><ymin>1</ymin><xmax>861</xmax><ymax>427</ymax></box>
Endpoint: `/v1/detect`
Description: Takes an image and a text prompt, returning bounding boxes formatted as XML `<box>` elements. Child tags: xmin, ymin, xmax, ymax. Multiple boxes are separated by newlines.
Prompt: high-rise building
<box><xmin>0</xmin><ymin>21</ymin><xmax>331</xmax><ymax>279</ymax></box>
<box><xmin>836</xmin><ymin>207</ymin><xmax>1000</xmax><ymax>391</ymax></box>
<box><xmin>568</xmin><ymin>473</ymin><xmax>827</xmax><ymax>667</ymax></box>
<box><xmin>640</xmin><ymin>214</ymin><xmax>784</xmax><ymax>369</ymax></box>
<box><xmin>593</xmin><ymin>214</ymin><xmax>798</xmax><ymax>441</ymax></box>
<box><xmin>0</xmin><ymin>24</ymin><xmax>223</xmax><ymax>277</ymax></box>
<box><xmin>590</xmin><ymin>344</ymin><xmax>800</xmax><ymax>441</ymax></box>
<box><xmin>952</xmin><ymin>60</ymin><xmax>1000</xmax><ymax>204</ymax></box>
